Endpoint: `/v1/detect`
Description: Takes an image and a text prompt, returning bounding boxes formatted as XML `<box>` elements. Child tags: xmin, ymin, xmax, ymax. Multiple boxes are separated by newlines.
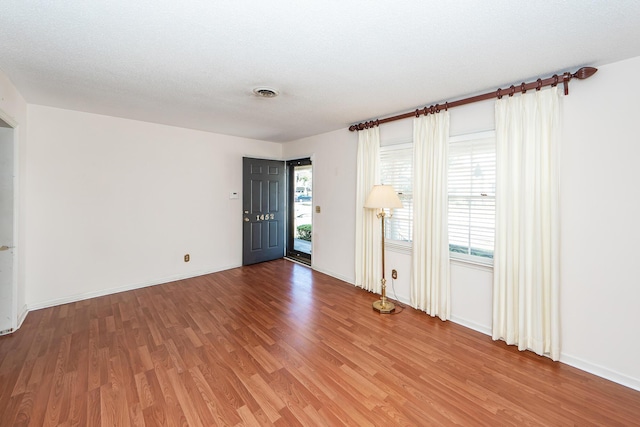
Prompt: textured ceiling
<box><xmin>1</xmin><ymin>1</ymin><xmax>640</xmax><ymax>142</ymax></box>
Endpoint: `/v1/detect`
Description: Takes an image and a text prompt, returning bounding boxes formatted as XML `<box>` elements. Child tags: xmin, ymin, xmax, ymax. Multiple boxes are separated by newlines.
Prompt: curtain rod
<box><xmin>349</xmin><ymin>66</ymin><xmax>598</xmax><ymax>131</ymax></box>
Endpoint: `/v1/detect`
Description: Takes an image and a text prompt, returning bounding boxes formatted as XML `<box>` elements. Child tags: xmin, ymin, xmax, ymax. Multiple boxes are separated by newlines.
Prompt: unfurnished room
<box><xmin>1</xmin><ymin>1</ymin><xmax>640</xmax><ymax>426</ymax></box>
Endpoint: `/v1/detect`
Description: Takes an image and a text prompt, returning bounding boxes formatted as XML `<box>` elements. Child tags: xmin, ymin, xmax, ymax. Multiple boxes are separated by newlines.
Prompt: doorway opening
<box><xmin>287</xmin><ymin>158</ymin><xmax>312</xmax><ymax>265</ymax></box>
<box><xmin>0</xmin><ymin>115</ymin><xmax>15</xmax><ymax>334</ymax></box>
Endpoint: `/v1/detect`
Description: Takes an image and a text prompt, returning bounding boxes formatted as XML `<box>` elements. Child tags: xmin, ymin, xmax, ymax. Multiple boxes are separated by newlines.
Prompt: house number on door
<box><xmin>256</xmin><ymin>213</ymin><xmax>275</xmax><ymax>221</ymax></box>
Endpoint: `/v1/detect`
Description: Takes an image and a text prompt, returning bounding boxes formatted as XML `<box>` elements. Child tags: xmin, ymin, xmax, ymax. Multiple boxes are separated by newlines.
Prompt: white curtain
<box><xmin>411</xmin><ymin>113</ymin><xmax>450</xmax><ymax>320</ymax></box>
<box><xmin>492</xmin><ymin>87</ymin><xmax>561</xmax><ymax>360</ymax></box>
<box><xmin>355</xmin><ymin>127</ymin><xmax>381</xmax><ymax>293</ymax></box>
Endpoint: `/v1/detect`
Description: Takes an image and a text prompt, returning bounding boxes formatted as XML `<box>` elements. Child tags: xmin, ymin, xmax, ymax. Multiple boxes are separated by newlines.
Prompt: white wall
<box><xmin>560</xmin><ymin>56</ymin><xmax>640</xmax><ymax>388</ymax></box>
<box><xmin>0</xmin><ymin>70</ymin><xmax>28</xmax><ymax>327</ymax></box>
<box><xmin>281</xmin><ymin>129</ymin><xmax>358</xmax><ymax>283</ymax></box>
<box><xmin>286</xmin><ymin>57</ymin><xmax>640</xmax><ymax>390</ymax></box>
<box><xmin>25</xmin><ymin>105</ymin><xmax>282</xmax><ymax>308</ymax></box>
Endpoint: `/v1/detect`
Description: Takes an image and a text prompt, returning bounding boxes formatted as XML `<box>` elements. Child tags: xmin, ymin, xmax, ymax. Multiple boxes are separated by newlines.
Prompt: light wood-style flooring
<box><xmin>1</xmin><ymin>259</ymin><xmax>639</xmax><ymax>426</ymax></box>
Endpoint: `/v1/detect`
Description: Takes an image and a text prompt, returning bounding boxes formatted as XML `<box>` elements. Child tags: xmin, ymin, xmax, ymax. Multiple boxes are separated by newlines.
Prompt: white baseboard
<box><xmin>450</xmin><ymin>315</ymin><xmax>492</xmax><ymax>336</ymax></box>
<box><xmin>309</xmin><ymin>265</ymin><xmax>354</xmax><ymax>285</ymax></box>
<box><xmin>448</xmin><ymin>315</ymin><xmax>640</xmax><ymax>392</ymax></box>
<box><xmin>27</xmin><ymin>264</ymin><xmax>241</xmax><ymax>312</ymax></box>
<box><xmin>560</xmin><ymin>352</ymin><xmax>640</xmax><ymax>392</ymax></box>
<box><xmin>17</xmin><ymin>304</ymin><xmax>28</xmax><ymax>328</ymax></box>
<box><xmin>446</xmin><ymin>316</ymin><xmax>640</xmax><ymax>392</ymax></box>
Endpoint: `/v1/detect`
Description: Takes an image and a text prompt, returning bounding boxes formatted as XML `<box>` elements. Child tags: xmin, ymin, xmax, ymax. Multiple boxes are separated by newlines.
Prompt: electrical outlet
<box><xmin>391</xmin><ymin>269</ymin><xmax>398</xmax><ymax>279</ymax></box>
<box><xmin>184</xmin><ymin>254</ymin><xmax>190</xmax><ymax>262</ymax></box>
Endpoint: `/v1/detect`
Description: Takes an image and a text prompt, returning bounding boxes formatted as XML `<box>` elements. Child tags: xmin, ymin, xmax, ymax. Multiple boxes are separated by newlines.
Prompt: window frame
<box><xmin>379</xmin><ymin>131</ymin><xmax>496</xmax><ymax>267</ymax></box>
<box><xmin>379</xmin><ymin>141</ymin><xmax>413</xmax><ymax>249</ymax></box>
<box><xmin>448</xmin><ymin>130</ymin><xmax>496</xmax><ymax>266</ymax></box>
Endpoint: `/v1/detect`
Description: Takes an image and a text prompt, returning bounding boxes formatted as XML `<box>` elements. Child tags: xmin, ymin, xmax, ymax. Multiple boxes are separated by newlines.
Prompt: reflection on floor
<box><xmin>287</xmin><ymin>238</ymin><xmax>311</xmax><ymax>265</ymax></box>
<box><xmin>293</xmin><ymin>238</ymin><xmax>311</xmax><ymax>254</ymax></box>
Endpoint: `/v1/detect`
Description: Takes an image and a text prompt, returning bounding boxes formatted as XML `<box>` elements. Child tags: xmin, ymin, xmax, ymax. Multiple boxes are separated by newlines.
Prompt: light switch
<box><xmin>315</xmin><ymin>206</ymin><xmax>321</xmax><ymax>213</ymax></box>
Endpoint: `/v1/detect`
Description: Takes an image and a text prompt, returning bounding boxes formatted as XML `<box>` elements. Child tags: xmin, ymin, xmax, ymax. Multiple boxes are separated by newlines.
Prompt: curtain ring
<box><xmin>536</xmin><ymin>78</ymin><xmax>542</xmax><ymax>91</ymax></box>
<box><xmin>375</xmin><ymin>119</ymin><xmax>380</xmax><ymax>127</ymax></box>
<box><xmin>509</xmin><ymin>85</ymin><xmax>515</xmax><ymax>97</ymax></box>
<box><xmin>415</xmin><ymin>109</ymin><xmax>420</xmax><ymax>118</ymax></box>
<box><xmin>497</xmin><ymin>88</ymin><xmax>503</xmax><ymax>99</ymax></box>
<box><xmin>445</xmin><ymin>102</ymin><xmax>449</xmax><ymax>111</ymax></box>
<box><xmin>435</xmin><ymin>103</ymin><xmax>440</xmax><ymax>113</ymax></box>
<box><xmin>423</xmin><ymin>107</ymin><xmax>428</xmax><ymax>116</ymax></box>
<box><xmin>552</xmin><ymin>74</ymin><xmax>559</xmax><ymax>87</ymax></box>
<box><xmin>521</xmin><ymin>82</ymin><xmax>527</xmax><ymax>94</ymax></box>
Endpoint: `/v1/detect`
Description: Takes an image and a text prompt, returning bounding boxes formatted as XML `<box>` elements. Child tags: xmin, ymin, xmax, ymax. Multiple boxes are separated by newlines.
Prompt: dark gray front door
<box><xmin>242</xmin><ymin>157</ymin><xmax>285</xmax><ymax>265</ymax></box>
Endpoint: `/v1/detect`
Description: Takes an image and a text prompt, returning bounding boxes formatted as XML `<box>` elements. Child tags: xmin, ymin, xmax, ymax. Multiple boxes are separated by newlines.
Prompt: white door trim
<box><xmin>0</xmin><ymin>107</ymin><xmax>19</xmax><ymax>334</ymax></box>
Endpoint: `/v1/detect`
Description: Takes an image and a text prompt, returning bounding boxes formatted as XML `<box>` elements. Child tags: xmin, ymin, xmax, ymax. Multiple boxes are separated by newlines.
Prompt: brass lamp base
<box><xmin>372</xmin><ymin>299</ymin><xmax>395</xmax><ymax>314</ymax></box>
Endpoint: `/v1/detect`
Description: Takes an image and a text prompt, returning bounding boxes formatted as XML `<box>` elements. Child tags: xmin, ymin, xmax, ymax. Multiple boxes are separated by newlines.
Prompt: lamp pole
<box><xmin>372</xmin><ymin>209</ymin><xmax>395</xmax><ymax>313</ymax></box>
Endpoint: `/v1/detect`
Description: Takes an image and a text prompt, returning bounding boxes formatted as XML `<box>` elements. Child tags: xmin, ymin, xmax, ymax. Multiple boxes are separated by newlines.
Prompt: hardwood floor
<box><xmin>1</xmin><ymin>259</ymin><xmax>639</xmax><ymax>426</ymax></box>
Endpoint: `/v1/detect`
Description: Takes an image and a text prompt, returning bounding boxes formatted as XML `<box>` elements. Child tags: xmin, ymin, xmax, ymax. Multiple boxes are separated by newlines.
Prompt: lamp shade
<box><xmin>364</xmin><ymin>185</ymin><xmax>403</xmax><ymax>209</ymax></box>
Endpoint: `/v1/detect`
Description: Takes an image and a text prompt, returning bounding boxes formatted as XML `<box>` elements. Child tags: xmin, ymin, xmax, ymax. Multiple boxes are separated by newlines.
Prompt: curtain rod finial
<box><xmin>573</xmin><ymin>67</ymin><xmax>598</xmax><ymax>80</ymax></box>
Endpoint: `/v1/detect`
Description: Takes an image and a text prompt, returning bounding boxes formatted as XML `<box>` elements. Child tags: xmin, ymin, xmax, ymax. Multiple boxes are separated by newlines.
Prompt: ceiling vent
<box><xmin>253</xmin><ymin>87</ymin><xmax>279</xmax><ymax>98</ymax></box>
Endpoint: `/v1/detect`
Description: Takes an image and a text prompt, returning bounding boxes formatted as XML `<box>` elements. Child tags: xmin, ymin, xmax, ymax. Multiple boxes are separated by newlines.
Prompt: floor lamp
<box><xmin>364</xmin><ymin>185</ymin><xmax>403</xmax><ymax>314</ymax></box>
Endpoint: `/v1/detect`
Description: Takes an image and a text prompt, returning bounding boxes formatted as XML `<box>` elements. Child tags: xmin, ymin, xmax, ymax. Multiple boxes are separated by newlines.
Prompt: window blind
<box><xmin>448</xmin><ymin>136</ymin><xmax>496</xmax><ymax>259</ymax></box>
<box><xmin>380</xmin><ymin>145</ymin><xmax>413</xmax><ymax>242</ymax></box>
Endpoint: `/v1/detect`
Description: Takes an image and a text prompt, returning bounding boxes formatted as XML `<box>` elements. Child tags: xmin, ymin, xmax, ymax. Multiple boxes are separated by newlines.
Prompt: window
<box><xmin>380</xmin><ymin>143</ymin><xmax>413</xmax><ymax>242</ymax></box>
<box><xmin>448</xmin><ymin>132</ymin><xmax>496</xmax><ymax>262</ymax></box>
<box><xmin>379</xmin><ymin>131</ymin><xmax>496</xmax><ymax>264</ymax></box>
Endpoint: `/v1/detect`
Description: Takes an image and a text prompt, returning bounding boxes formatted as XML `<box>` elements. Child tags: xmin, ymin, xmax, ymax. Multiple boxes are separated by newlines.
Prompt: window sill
<box><xmin>450</xmin><ymin>257</ymin><xmax>493</xmax><ymax>272</ymax></box>
<box><xmin>385</xmin><ymin>241</ymin><xmax>494</xmax><ymax>271</ymax></box>
<box><xmin>385</xmin><ymin>241</ymin><xmax>412</xmax><ymax>255</ymax></box>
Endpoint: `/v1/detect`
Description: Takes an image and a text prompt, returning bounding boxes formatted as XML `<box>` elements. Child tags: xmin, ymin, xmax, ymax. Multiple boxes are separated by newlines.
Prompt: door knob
<box><xmin>0</xmin><ymin>245</ymin><xmax>13</xmax><ymax>251</ymax></box>
<box><xmin>244</xmin><ymin>218</ymin><xmax>249</xmax><ymax>222</ymax></box>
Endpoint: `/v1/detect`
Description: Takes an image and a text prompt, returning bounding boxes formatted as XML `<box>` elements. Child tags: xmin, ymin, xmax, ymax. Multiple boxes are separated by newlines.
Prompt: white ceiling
<box><xmin>1</xmin><ymin>1</ymin><xmax>640</xmax><ymax>142</ymax></box>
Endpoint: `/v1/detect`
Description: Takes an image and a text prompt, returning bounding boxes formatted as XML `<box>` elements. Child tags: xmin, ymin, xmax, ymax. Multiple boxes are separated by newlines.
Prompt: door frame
<box><xmin>286</xmin><ymin>158</ymin><xmax>312</xmax><ymax>265</ymax></box>
<box><xmin>0</xmin><ymin>107</ymin><xmax>19</xmax><ymax>334</ymax></box>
